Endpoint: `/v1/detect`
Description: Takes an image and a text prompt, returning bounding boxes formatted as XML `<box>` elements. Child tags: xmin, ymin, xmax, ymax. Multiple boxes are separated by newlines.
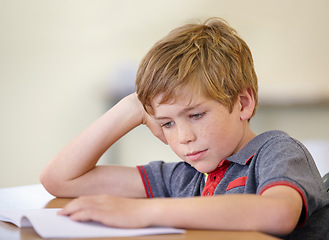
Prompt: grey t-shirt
<box><xmin>137</xmin><ymin>130</ymin><xmax>329</xmax><ymax>239</ymax></box>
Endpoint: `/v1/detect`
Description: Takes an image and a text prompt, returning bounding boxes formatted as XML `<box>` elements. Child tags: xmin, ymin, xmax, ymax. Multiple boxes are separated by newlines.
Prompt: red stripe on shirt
<box><xmin>245</xmin><ymin>154</ymin><xmax>255</xmax><ymax>165</ymax></box>
<box><xmin>226</xmin><ymin>176</ymin><xmax>247</xmax><ymax>191</ymax></box>
<box><xmin>137</xmin><ymin>166</ymin><xmax>154</xmax><ymax>198</ymax></box>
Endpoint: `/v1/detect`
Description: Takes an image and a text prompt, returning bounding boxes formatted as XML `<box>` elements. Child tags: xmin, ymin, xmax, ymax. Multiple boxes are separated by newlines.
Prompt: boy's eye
<box><xmin>190</xmin><ymin>113</ymin><xmax>205</xmax><ymax>119</ymax></box>
<box><xmin>161</xmin><ymin>121</ymin><xmax>175</xmax><ymax>128</ymax></box>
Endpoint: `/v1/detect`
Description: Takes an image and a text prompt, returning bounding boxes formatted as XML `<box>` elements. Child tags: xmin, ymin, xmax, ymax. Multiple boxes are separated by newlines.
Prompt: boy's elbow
<box><xmin>272</xmin><ymin>214</ymin><xmax>298</xmax><ymax>236</ymax></box>
<box><xmin>259</xmin><ymin>186</ymin><xmax>303</xmax><ymax>236</ymax></box>
<box><xmin>265</xmin><ymin>202</ymin><xmax>301</xmax><ymax>236</ymax></box>
<box><xmin>40</xmin><ymin>169</ymin><xmax>55</xmax><ymax>196</ymax></box>
<box><xmin>40</xmin><ymin>168</ymin><xmax>63</xmax><ymax>197</ymax></box>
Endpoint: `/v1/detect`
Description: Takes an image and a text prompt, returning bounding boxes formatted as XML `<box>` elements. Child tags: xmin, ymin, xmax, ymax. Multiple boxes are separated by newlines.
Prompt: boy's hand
<box><xmin>58</xmin><ymin>195</ymin><xmax>149</xmax><ymax>228</ymax></box>
<box><xmin>143</xmin><ymin>113</ymin><xmax>168</xmax><ymax>144</ymax></box>
<box><xmin>132</xmin><ymin>93</ymin><xmax>167</xmax><ymax>144</ymax></box>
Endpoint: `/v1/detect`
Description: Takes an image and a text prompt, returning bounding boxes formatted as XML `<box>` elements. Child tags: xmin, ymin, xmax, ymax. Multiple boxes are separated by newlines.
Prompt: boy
<box><xmin>40</xmin><ymin>18</ymin><xmax>329</xmax><ymax>238</ymax></box>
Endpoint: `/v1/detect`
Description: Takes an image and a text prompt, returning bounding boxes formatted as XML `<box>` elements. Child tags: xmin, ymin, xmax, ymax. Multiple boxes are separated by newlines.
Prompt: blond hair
<box><xmin>136</xmin><ymin>17</ymin><xmax>258</xmax><ymax>117</ymax></box>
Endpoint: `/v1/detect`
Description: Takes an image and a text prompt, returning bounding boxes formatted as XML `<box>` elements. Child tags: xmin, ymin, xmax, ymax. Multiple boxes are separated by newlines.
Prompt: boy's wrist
<box><xmin>121</xmin><ymin>92</ymin><xmax>145</xmax><ymax>126</ymax></box>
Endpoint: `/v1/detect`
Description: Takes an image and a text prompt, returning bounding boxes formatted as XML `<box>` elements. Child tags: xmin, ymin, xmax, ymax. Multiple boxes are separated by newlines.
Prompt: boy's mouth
<box><xmin>186</xmin><ymin>149</ymin><xmax>208</xmax><ymax>161</ymax></box>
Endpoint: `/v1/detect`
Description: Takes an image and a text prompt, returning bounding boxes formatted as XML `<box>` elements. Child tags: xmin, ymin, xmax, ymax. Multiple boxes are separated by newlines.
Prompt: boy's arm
<box><xmin>148</xmin><ymin>185</ymin><xmax>303</xmax><ymax>235</ymax></box>
<box><xmin>40</xmin><ymin>93</ymin><xmax>164</xmax><ymax>198</ymax></box>
<box><xmin>59</xmin><ymin>185</ymin><xmax>302</xmax><ymax>236</ymax></box>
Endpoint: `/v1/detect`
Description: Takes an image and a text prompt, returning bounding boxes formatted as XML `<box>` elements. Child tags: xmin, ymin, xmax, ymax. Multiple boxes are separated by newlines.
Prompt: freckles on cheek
<box><xmin>166</xmin><ymin>137</ymin><xmax>181</xmax><ymax>156</ymax></box>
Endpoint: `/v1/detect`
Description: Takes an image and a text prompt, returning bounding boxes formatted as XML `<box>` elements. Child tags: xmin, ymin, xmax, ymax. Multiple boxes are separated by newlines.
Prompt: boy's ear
<box><xmin>238</xmin><ymin>88</ymin><xmax>255</xmax><ymax>121</ymax></box>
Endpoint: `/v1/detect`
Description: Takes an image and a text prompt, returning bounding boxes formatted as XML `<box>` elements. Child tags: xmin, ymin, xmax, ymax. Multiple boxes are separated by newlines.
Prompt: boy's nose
<box><xmin>177</xmin><ymin>124</ymin><xmax>196</xmax><ymax>144</ymax></box>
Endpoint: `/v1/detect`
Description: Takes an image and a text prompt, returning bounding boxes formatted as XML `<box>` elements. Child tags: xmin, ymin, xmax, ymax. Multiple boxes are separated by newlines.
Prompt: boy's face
<box><xmin>151</xmin><ymin>87</ymin><xmax>254</xmax><ymax>173</ymax></box>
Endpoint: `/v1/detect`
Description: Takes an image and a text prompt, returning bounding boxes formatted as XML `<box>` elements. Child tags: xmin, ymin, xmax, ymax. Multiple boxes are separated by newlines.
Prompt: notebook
<box><xmin>0</xmin><ymin>208</ymin><xmax>185</xmax><ymax>238</ymax></box>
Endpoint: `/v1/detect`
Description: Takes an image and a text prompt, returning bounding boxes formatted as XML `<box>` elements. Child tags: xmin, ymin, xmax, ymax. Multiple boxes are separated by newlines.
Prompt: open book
<box><xmin>0</xmin><ymin>208</ymin><xmax>185</xmax><ymax>238</ymax></box>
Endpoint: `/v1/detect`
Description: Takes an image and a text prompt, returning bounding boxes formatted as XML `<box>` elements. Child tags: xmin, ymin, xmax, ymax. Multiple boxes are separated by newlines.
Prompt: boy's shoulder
<box><xmin>226</xmin><ymin>130</ymin><xmax>295</xmax><ymax>165</ymax></box>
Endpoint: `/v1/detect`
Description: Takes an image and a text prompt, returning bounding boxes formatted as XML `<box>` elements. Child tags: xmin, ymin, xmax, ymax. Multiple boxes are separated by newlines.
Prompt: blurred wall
<box><xmin>0</xmin><ymin>0</ymin><xmax>328</xmax><ymax>188</ymax></box>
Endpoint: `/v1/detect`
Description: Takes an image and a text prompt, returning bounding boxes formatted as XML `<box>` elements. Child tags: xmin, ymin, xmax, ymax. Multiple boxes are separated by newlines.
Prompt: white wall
<box><xmin>0</xmin><ymin>0</ymin><xmax>328</xmax><ymax>188</ymax></box>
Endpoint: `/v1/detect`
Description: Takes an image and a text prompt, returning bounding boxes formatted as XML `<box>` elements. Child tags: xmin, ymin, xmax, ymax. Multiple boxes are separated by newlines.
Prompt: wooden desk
<box><xmin>0</xmin><ymin>185</ymin><xmax>281</xmax><ymax>240</ymax></box>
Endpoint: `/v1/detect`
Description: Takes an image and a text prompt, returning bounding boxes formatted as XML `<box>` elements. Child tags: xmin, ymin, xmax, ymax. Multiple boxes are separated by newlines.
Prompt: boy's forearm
<box><xmin>40</xmin><ymin>93</ymin><xmax>144</xmax><ymax>196</ymax></box>
<box><xmin>146</xmin><ymin>188</ymin><xmax>301</xmax><ymax>235</ymax></box>
<box><xmin>55</xmin><ymin>93</ymin><xmax>143</xmax><ymax>172</ymax></box>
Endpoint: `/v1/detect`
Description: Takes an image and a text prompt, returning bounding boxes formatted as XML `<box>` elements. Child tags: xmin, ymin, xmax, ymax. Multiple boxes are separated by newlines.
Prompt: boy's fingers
<box><xmin>151</xmin><ymin>128</ymin><xmax>168</xmax><ymax>144</ymax></box>
<box><xmin>68</xmin><ymin>209</ymin><xmax>95</xmax><ymax>222</ymax></box>
<box><xmin>58</xmin><ymin>198</ymin><xmax>115</xmax><ymax>226</ymax></box>
<box><xmin>58</xmin><ymin>204</ymin><xmax>76</xmax><ymax>216</ymax></box>
<box><xmin>145</xmin><ymin>116</ymin><xmax>168</xmax><ymax>144</ymax></box>
<box><xmin>58</xmin><ymin>197</ymin><xmax>87</xmax><ymax>216</ymax></box>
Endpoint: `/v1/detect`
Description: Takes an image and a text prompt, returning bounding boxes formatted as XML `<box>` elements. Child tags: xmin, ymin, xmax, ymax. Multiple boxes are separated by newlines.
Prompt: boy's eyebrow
<box><xmin>154</xmin><ymin>103</ymin><xmax>204</xmax><ymax>120</ymax></box>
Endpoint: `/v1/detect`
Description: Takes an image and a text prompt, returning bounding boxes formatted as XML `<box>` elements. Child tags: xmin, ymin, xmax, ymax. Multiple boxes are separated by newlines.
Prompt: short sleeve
<box><xmin>137</xmin><ymin>161</ymin><xmax>204</xmax><ymax>198</ymax></box>
<box><xmin>256</xmin><ymin>136</ymin><xmax>329</xmax><ymax>226</ymax></box>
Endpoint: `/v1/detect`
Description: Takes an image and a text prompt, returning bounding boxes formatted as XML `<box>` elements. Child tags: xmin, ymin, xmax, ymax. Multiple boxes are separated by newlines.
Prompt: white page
<box><xmin>0</xmin><ymin>209</ymin><xmax>37</xmax><ymax>228</ymax></box>
<box><xmin>0</xmin><ymin>208</ymin><xmax>185</xmax><ymax>238</ymax></box>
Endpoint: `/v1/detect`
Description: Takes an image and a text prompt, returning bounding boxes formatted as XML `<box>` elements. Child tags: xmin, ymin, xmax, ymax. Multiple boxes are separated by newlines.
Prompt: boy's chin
<box><xmin>190</xmin><ymin>163</ymin><xmax>219</xmax><ymax>174</ymax></box>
